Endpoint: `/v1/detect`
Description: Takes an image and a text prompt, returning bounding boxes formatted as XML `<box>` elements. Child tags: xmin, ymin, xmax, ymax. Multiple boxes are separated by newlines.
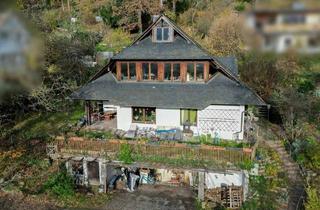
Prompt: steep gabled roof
<box><xmin>113</xmin><ymin>15</ymin><xmax>211</xmax><ymax>60</ymax></box>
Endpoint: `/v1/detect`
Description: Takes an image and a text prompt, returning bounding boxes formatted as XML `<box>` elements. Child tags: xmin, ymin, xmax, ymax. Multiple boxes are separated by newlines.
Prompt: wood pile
<box><xmin>205</xmin><ymin>186</ymin><xmax>243</xmax><ymax>209</ymax></box>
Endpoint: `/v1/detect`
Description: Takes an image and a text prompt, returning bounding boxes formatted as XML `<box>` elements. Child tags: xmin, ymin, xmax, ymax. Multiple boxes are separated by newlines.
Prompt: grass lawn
<box><xmin>1</xmin><ymin>105</ymin><xmax>85</xmax><ymax>141</ymax></box>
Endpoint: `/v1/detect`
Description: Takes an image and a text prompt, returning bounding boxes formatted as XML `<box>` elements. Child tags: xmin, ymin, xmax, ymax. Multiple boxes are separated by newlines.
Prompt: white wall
<box><xmin>205</xmin><ymin>171</ymin><xmax>244</xmax><ymax>189</ymax></box>
<box><xmin>116</xmin><ymin>105</ymin><xmax>245</xmax><ymax>140</ymax></box>
<box><xmin>156</xmin><ymin>108</ymin><xmax>180</xmax><ymax>127</ymax></box>
<box><xmin>117</xmin><ymin>106</ymin><xmax>132</xmax><ymax>131</ymax></box>
<box><xmin>198</xmin><ymin>105</ymin><xmax>245</xmax><ymax>140</ymax></box>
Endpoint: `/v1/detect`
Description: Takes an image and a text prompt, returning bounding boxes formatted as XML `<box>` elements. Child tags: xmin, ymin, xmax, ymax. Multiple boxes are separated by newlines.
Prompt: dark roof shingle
<box><xmin>113</xmin><ymin>36</ymin><xmax>212</xmax><ymax>60</ymax></box>
<box><xmin>70</xmin><ymin>72</ymin><xmax>265</xmax><ymax>108</ymax></box>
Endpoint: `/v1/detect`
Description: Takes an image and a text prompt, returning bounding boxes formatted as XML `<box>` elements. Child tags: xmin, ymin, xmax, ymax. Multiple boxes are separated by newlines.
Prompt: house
<box><xmin>71</xmin><ymin>14</ymin><xmax>265</xmax><ymax>140</ymax></box>
<box><xmin>246</xmin><ymin>2</ymin><xmax>320</xmax><ymax>53</ymax></box>
<box><xmin>0</xmin><ymin>11</ymin><xmax>29</xmax><ymax>71</ymax></box>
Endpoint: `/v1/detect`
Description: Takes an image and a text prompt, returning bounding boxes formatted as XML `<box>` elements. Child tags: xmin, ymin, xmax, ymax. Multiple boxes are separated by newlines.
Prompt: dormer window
<box><xmin>156</xmin><ymin>27</ymin><xmax>170</xmax><ymax>41</ymax></box>
<box><xmin>153</xmin><ymin>19</ymin><xmax>173</xmax><ymax>42</ymax></box>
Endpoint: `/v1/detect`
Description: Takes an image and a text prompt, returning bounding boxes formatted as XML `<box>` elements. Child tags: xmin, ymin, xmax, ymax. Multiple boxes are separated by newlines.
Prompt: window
<box><xmin>0</xmin><ymin>32</ymin><xmax>8</xmax><ymax>40</ymax></box>
<box><xmin>154</xmin><ymin>27</ymin><xmax>172</xmax><ymax>42</ymax></box>
<box><xmin>150</xmin><ymin>63</ymin><xmax>158</xmax><ymax>80</ymax></box>
<box><xmin>187</xmin><ymin>63</ymin><xmax>195</xmax><ymax>81</ymax></box>
<box><xmin>285</xmin><ymin>38</ymin><xmax>292</xmax><ymax>47</ymax></box>
<box><xmin>142</xmin><ymin>63</ymin><xmax>149</xmax><ymax>80</ymax></box>
<box><xmin>142</xmin><ymin>63</ymin><xmax>158</xmax><ymax>80</ymax></box>
<box><xmin>132</xmin><ymin>107</ymin><xmax>156</xmax><ymax>124</ymax></box>
<box><xmin>173</xmin><ymin>63</ymin><xmax>180</xmax><ymax>81</ymax></box>
<box><xmin>196</xmin><ymin>63</ymin><xmax>204</xmax><ymax>81</ymax></box>
<box><xmin>186</xmin><ymin>62</ymin><xmax>205</xmax><ymax>81</ymax></box>
<box><xmin>308</xmin><ymin>36</ymin><xmax>320</xmax><ymax>47</ymax></box>
<box><xmin>181</xmin><ymin>109</ymin><xmax>197</xmax><ymax>126</ymax></box>
<box><xmin>121</xmin><ymin>63</ymin><xmax>128</xmax><ymax>80</ymax></box>
<box><xmin>129</xmin><ymin>63</ymin><xmax>136</xmax><ymax>80</ymax></box>
<box><xmin>156</xmin><ymin>28</ymin><xmax>162</xmax><ymax>41</ymax></box>
<box><xmin>164</xmin><ymin>63</ymin><xmax>171</xmax><ymax>80</ymax></box>
<box><xmin>120</xmin><ymin>62</ymin><xmax>136</xmax><ymax>80</ymax></box>
<box><xmin>282</xmin><ymin>14</ymin><xmax>305</xmax><ymax>24</ymax></box>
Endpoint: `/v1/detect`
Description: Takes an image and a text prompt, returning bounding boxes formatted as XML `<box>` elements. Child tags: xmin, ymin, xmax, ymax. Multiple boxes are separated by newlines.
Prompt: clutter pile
<box><xmin>107</xmin><ymin>167</ymin><xmax>157</xmax><ymax>192</ymax></box>
<box><xmin>205</xmin><ymin>185</ymin><xmax>243</xmax><ymax>209</ymax></box>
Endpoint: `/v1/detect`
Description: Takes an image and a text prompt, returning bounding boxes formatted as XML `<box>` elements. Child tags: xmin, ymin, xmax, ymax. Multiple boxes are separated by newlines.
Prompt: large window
<box><xmin>132</xmin><ymin>107</ymin><xmax>156</xmax><ymax>124</ymax></box>
<box><xmin>196</xmin><ymin>63</ymin><xmax>204</xmax><ymax>81</ymax></box>
<box><xmin>121</xmin><ymin>63</ymin><xmax>128</xmax><ymax>80</ymax></box>
<box><xmin>186</xmin><ymin>62</ymin><xmax>205</xmax><ymax>81</ymax></box>
<box><xmin>151</xmin><ymin>63</ymin><xmax>158</xmax><ymax>80</ymax></box>
<box><xmin>173</xmin><ymin>63</ymin><xmax>180</xmax><ymax>81</ymax></box>
<box><xmin>142</xmin><ymin>63</ymin><xmax>149</xmax><ymax>80</ymax></box>
<box><xmin>163</xmin><ymin>63</ymin><xmax>180</xmax><ymax>81</ymax></box>
<box><xmin>164</xmin><ymin>63</ymin><xmax>171</xmax><ymax>80</ymax></box>
<box><xmin>142</xmin><ymin>63</ymin><xmax>158</xmax><ymax>80</ymax></box>
<box><xmin>120</xmin><ymin>62</ymin><xmax>136</xmax><ymax>80</ymax></box>
<box><xmin>181</xmin><ymin>109</ymin><xmax>197</xmax><ymax>126</ymax></box>
<box><xmin>187</xmin><ymin>63</ymin><xmax>195</xmax><ymax>81</ymax></box>
<box><xmin>118</xmin><ymin>61</ymin><xmax>207</xmax><ymax>82</ymax></box>
<box><xmin>129</xmin><ymin>63</ymin><xmax>136</xmax><ymax>80</ymax></box>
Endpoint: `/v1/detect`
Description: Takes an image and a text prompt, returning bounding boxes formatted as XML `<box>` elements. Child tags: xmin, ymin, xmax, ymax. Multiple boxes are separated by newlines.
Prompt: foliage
<box><xmin>118</xmin><ymin>144</ymin><xmax>133</xmax><ymax>164</ymax></box>
<box><xmin>43</xmin><ymin>167</ymin><xmax>75</xmax><ymax>199</ymax></box>
<box><xmin>100</xmin><ymin>3</ymin><xmax>120</xmax><ymax>28</ymax></box>
<box><xmin>97</xmin><ymin>29</ymin><xmax>132</xmax><ymax>53</ymax></box>
<box><xmin>241</xmin><ymin>176</ymin><xmax>277</xmax><ymax>210</ymax></box>
<box><xmin>206</xmin><ymin>9</ymin><xmax>248</xmax><ymax>56</ymax></box>
<box><xmin>239</xmin><ymin>159</ymin><xmax>254</xmax><ymax>170</ymax></box>
<box><xmin>42</xmin><ymin>9</ymin><xmax>60</xmax><ymax>31</ymax></box>
<box><xmin>189</xmin><ymin>135</ymin><xmax>250</xmax><ymax>148</ymax></box>
<box><xmin>305</xmin><ymin>186</ymin><xmax>320</xmax><ymax>210</ymax></box>
<box><xmin>76</xmin><ymin>130</ymin><xmax>114</xmax><ymax>140</ymax></box>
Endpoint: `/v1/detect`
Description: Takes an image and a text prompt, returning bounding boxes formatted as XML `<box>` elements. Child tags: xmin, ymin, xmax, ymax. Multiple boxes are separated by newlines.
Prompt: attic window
<box><xmin>153</xmin><ymin>20</ymin><xmax>173</xmax><ymax>42</ymax></box>
<box><xmin>156</xmin><ymin>27</ymin><xmax>170</xmax><ymax>41</ymax></box>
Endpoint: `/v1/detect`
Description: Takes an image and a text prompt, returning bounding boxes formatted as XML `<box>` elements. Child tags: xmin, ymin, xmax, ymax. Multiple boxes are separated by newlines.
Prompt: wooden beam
<box><xmin>116</xmin><ymin>62</ymin><xmax>121</xmax><ymax>81</ymax></box>
<box><xmin>158</xmin><ymin>62</ymin><xmax>164</xmax><ymax>81</ymax></box>
<box><xmin>136</xmin><ymin>62</ymin><xmax>142</xmax><ymax>81</ymax></box>
<box><xmin>181</xmin><ymin>62</ymin><xmax>187</xmax><ymax>82</ymax></box>
<box><xmin>204</xmin><ymin>62</ymin><xmax>209</xmax><ymax>82</ymax></box>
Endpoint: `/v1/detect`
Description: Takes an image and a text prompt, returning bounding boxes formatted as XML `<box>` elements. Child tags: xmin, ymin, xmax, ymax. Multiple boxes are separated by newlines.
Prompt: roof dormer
<box><xmin>152</xmin><ymin>19</ymin><xmax>174</xmax><ymax>42</ymax></box>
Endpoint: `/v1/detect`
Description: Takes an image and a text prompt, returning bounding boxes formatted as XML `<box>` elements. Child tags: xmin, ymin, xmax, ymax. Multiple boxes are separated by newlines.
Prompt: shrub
<box><xmin>239</xmin><ymin>159</ymin><xmax>254</xmax><ymax>170</ymax></box>
<box><xmin>305</xmin><ymin>186</ymin><xmax>320</xmax><ymax>210</ymax></box>
<box><xmin>43</xmin><ymin>167</ymin><xmax>75</xmax><ymax>199</ymax></box>
<box><xmin>118</xmin><ymin>144</ymin><xmax>133</xmax><ymax>164</ymax></box>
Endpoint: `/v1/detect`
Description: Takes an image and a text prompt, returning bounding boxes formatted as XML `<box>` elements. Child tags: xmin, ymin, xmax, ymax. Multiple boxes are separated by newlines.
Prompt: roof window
<box><xmin>153</xmin><ymin>19</ymin><xmax>173</xmax><ymax>42</ymax></box>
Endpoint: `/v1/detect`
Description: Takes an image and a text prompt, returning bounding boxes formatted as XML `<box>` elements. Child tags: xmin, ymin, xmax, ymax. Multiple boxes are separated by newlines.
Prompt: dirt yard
<box><xmin>105</xmin><ymin>185</ymin><xmax>196</xmax><ymax>210</ymax></box>
<box><xmin>0</xmin><ymin>185</ymin><xmax>196</xmax><ymax>210</ymax></box>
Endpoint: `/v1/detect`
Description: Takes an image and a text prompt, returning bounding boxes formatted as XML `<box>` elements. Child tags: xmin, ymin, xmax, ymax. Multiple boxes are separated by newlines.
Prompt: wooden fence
<box><xmin>55</xmin><ymin>137</ymin><xmax>252</xmax><ymax>165</ymax></box>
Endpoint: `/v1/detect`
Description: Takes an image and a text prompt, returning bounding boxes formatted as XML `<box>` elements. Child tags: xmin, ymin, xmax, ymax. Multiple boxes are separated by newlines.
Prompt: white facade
<box><xmin>114</xmin><ymin>105</ymin><xmax>245</xmax><ymax>140</ymax></box>
<box><xmin>198</xmin><ymin>105</ymin><xmax>245</xmax><ymax>140</ymax></box>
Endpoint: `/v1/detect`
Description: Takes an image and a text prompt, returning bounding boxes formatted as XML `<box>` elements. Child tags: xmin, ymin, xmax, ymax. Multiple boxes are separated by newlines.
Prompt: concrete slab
<box><xmin>105</xmin><ymin>185</ymin><xmax>196</xmax><ymax>210</ymax></box>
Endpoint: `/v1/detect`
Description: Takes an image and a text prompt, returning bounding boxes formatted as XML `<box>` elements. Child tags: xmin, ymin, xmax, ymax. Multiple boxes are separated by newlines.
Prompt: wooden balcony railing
<box><xmin>54</xmin><ymin>137</ymin><xmax>253</xmax><ymax>167</ymax></box>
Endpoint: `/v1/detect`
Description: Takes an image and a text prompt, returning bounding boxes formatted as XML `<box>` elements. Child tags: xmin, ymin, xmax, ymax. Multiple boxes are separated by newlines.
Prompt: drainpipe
<box><xmin>234</xmin><ymin>110</ymin><xmax>245</xmax><ymax>140</ymax></box>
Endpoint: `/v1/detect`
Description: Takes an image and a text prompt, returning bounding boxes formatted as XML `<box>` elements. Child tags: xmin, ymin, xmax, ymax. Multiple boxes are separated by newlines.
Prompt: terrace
<box><xmin>48</xmin><ymin>129</ymin><xmax>255</xmax><ymax>170</ymax></box>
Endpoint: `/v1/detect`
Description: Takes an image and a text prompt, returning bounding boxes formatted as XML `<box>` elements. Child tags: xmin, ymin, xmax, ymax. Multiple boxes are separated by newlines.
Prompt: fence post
<box><xmin>198</xmin><ymin>171</ymin><xmax>205</xmax><ymax>201</ymax></box>
<box><xmin>83</xmin><ymin>158</ymin><xmax>89</xmax><ymax>187</ymax></box>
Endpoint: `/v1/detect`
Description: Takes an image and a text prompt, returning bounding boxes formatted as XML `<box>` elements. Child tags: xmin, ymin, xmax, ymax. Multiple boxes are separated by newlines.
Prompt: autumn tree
<box><xmin>113</xmin><ymin>0</ymin><xmax>161</xmax><ymax>33</ymax></box>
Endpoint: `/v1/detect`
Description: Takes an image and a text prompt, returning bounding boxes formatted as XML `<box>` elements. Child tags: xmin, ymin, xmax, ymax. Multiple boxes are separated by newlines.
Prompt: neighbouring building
<box><xmin>0</xmin><ymin>11</ymin><xmax>29</xmax><ymax>71</ymax></box>
<box><xmin>71</xmin><ymin>14</ymin><xmax>265</xmax><ymax>140</ymax></box>
<box><xmin>246</xmin><ymin>2</ymin><xmax>320</xmax><ymax>54</ymax></box>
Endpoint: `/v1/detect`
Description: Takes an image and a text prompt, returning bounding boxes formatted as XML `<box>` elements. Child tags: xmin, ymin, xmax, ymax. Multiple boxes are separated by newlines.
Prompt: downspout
<box><xmin>234</xmin><ymin>110</ymin><xmax>245</xmax><ymax>140</ymax></box>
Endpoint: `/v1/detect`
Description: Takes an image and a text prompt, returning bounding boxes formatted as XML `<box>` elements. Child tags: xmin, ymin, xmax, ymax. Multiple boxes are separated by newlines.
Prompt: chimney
<box><xmin>152</xmin><ymin>15</ymin><xmax>160</xmax><ymax>22</ymax></box>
